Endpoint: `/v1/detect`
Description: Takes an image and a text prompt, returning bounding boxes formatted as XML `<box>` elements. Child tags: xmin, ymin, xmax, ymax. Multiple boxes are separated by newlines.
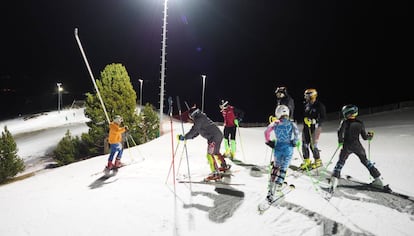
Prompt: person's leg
<box><xmin>229</xmin><ymin>126</ymin><xmax>237</xmax><ymax>158</ymax></box>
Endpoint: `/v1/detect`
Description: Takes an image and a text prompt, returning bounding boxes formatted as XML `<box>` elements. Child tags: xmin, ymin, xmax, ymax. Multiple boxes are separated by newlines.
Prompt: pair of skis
<box><xmin>323</xmin><ymin>175</ymin><xmax>411</xmax><ymax>201</ymax></box>
<box><xmin>257</xmin><ymin>183</ymin><xmax>296</xmax><ymax>214</ymax></box>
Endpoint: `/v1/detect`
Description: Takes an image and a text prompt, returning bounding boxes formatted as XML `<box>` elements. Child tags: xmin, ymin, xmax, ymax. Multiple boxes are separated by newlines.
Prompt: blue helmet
<box><xmin>342</xmin><ymin>104</ymin><xmax>358</xmax><ymax>118</ymax></box>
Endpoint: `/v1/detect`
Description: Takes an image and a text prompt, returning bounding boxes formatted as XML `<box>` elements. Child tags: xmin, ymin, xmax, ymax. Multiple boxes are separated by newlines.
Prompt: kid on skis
<box><xmin>178</xmin><ymin>105</ymin><xmax>230</xmax><ymax>181</ymax></box>
<box><xmin>264</xmin><ymin>105</ymin><xmax>300</xmax><ymax>202</ymax></box>
<box><xmin>219</xmin><ymin>99</ymin><xmax>244</xmax><ymax>160</ymax></box>
<box><xmin>300</xmin><ymin>88</ymin><xmax>327</xmax><ymax>170</ymax></box>
<box><xmin>329</xmin><ymin>104</ymin><xmax>390</xmax><ymax>192</ymax></box>
<box><xmin>105</xmin><ymin>115</ymin><xmax>128</xmax><ymax>175</ymax></box>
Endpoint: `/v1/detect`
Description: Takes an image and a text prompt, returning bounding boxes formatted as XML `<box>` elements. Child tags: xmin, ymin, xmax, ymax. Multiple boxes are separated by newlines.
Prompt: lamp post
<box><xmin>57</xmin><ymin>83</ymin><xmax>63</xmax><ymax>113</ymax></box>
<box><xmin>139</xmin><ymin>79</ymin><xmax>143</xmax><ymax>114</ymax></box>
<box><xmin>201</xmin><ymin>75</ymin><xmax>206</xmax><ymax>112</ymax></box>
<box><xmin>159</xmin><ymin>0</ymin><xmax>168</xmax><ymax>134</ymax></box>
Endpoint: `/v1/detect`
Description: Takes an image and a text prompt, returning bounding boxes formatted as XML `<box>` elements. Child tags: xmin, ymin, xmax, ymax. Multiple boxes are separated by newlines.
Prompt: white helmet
<box><xmin>275</xmin><ymin>105</ymin><xmax>290</xmax><ymax>119</ymax></box>
<box><xmin>113</xmin><ymin>115</ymin><xmax>123</xmax><ymax>124</ymax></box>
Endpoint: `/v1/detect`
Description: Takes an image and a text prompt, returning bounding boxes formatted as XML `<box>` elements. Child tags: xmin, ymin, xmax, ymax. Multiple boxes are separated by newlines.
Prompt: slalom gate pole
<box><xmin>165</xmin><ymin>142</ymin><xmax>181</xmax><ymax>184</ymax></box>
<box><xmin>74</xmin><ymin>28</ymin><xmax>110</xmax><ymax>124</ymax></box>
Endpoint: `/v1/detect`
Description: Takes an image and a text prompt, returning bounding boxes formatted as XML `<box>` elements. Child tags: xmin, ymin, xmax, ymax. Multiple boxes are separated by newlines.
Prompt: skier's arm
<box><xmin>337</xmin><ymin>120</ymin><xmax>345</xmax><ymax>143</ymax></box>
<box><xmin>359</xmin><ymin>121</ymin><xmax>372</xmax><ymax>141</ymax></box>
<box><xmin>318</xmin><ymin>102</ymin><xmax>327</xmax><ymax>126</ymax></box>
<box><xmin>184</xmin><ymin>122</ymin><xmax>201</xmax><ymax>139</ymax></box>
<box><xmin>264</xmin><ymin>123</ymin><xmax>275</xmax><ymax>142</ymax></box>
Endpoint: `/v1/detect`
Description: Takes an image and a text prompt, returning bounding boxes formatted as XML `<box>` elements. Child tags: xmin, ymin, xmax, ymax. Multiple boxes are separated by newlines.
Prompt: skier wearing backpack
<box><xmin>178</xmin><ymin>105</ymin><xmax>230</xmax><ymax>181</ymax></box>
<box><xmin>329</xmin><ymin>104</ymin><xmax>390</xmax><ymax>192</ymax></box>
<box><xmin>264</xmin><ymin>105</ymin><xmax>300</xmax><ymax>203</ymax></box>
<box><xmin>219</xmin><ymin>100</ymin><xmax>244</xmax><ymax>160</ymax></box>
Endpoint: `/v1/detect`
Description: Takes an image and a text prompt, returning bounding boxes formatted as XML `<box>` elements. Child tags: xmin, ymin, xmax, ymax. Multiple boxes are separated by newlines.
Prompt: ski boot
<box><xmin>370</xmin><ymin>177</ymin><xmax>384</xmax><ymax>189</ymax></box>
<box><xmin>112</xmin><ymin>158</ymin><xmax>123</xmax><ymax>175</ymax></box>
<box><xmin>204</xmin><ymin>171</ymin><xmax>222</xmax><ymax>182</ymax></box>
<box><xmin>218</xmin><ymin>164</ymin><xmax>231</xmax><ymax>173</ymax></box>
<box><xmin>329</xmin><ymin>176</ymin><xmax>339</xmax><ymax>193</ymax></box>
<box><xmin>223</xmin><ymin>150</ymin><xmax>232</xmax><ymax>159</ymax></box>
<box><xmin>104</xmin><ymin>161</ymin><xmax>113</xmax><ymax>176</ymax></box>
<box><xmin>311</xmin><ymin>159</ymin><xmax>322</xmax><ymax>169</ymax></box>
<box><xmin>266</xmin><ymin>182</ymin><xmax>275</xmax><ymax>203</ymax></box>
<box><xmin>300</xmin><ymin>159</ymin><xmax>311</xmax><ymax>170</ymax></box>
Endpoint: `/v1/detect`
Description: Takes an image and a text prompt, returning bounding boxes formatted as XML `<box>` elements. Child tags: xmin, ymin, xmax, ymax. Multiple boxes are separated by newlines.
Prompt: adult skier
<box><xmin>329</xmin><ymin>104</ymin><xmax>390</xmax><ymax>192</ymax></box>
<box><xmin>300</xmin><ymin>88</ymin><xmax>326</xmax><ymax>170</ymax></box>
<box><xmin>275</xmin><ymin>86</ymin><xmax>295</xmax><ymax>120</ymax></box>
<box><xmin>104</xmin><ymin>115</ymin><xmax>128</xmax><ymax>175</ymax></box>
<box><xmin>178</xmin><ymin>105</ymin><xmax>230</xmax><ymax>181</ymax></box>
<box><xmin>219</xmin><ymin>100</ymin><xmax>244</xmax><ymax>160</ymax></box>
<box><xmin>264</xmin><ymin>105</ymin><xmax>300</xmax><ymax>202</ymax></box>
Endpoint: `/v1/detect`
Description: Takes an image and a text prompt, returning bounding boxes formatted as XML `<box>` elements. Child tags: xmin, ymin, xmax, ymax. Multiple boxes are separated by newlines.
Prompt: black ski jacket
<box><xmin>184</xmin><ymin>112</ymin><xmax>223</xmax><ymax>144</ymax></box>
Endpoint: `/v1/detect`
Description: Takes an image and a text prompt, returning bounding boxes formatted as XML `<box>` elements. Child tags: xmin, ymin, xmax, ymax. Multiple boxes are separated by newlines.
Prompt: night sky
<box><xmin>1</xmin><ymin>0</ymin><xmax>411</xmax><ymax>122</ymax></box>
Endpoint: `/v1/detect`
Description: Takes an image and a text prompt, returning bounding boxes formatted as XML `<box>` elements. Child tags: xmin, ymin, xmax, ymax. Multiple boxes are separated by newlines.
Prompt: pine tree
<box><xmin>83</xmin><ymin>63</ymin><xmax>140</xmax><ymax>155</ymax></box>
<box><xmin>0</xmin><ymin>126</ymin><xmax>25</xmax><ymax>184</ymax></box>
<box><xmin>135</xmin><ymin>103</ymin><xmax>160</xmax><ymax>144</ymax></box>
<box><xmin>53</xmin><ymin>130</ymin><xmax>81</xmax><ymax>166</ymax></box>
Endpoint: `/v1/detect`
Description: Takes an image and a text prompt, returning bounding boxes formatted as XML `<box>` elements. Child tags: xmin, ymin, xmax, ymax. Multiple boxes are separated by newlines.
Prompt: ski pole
<box><xmin>128</xmin><ymin>134</ymin><xmax>146</xmax><ymax>161</ymax></box>
<box><xmin>296</xmin><ymin>145</ymin><xmax>319</xmax><ymax>192</ymax></box>
<box><xmin>176</xmin><ymin>96</ymin><xmax>192</xmax><ymax>190</ymax></box>
<box><xmin>237</xmin><ymin>126</ymin><xmax>246</xmax><ymax>162</ymax></box>
<box><xmin>167</xmin><ymin>97</ymin><xmax>176</xmax><ymax>191</ymax></box>
<box><xmin>315</xmin><ymin>145</ymin><xmax>340</xmax><ymax>184</ymax></box>
<box><xmin>125</xmin><ymin>133</ymin><xmax>133</xmax><ymax>163</ymax></box>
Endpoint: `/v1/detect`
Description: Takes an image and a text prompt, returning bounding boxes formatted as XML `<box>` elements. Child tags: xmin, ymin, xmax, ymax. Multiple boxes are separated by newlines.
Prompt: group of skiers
<box><xmin>265</xmin><ymin>86</ymin><xmax>389</xmax><ymax>202</ymax></box>
<box><xmin>103</xmin><ymin>86</ymin><xmax>389</xmax><ymax>202</ymax></box>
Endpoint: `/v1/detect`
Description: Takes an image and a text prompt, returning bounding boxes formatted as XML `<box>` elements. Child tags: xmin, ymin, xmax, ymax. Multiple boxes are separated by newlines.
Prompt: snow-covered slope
<box><xmin>0</xmin><ymin>107</ymin><xmax>413</xmax><ymax>236</ymax></box>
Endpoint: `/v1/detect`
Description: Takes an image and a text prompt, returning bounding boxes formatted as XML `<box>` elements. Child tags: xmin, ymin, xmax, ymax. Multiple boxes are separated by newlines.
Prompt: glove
<box><xmin>177</xmin><ymin>134</ymin><xmax>185</xmax><ymax>141</ymax></box>
<box><xmin>304</xmin><ymin>117</ymin><xmax>312</xmax><ymax>127</ymax></box>
<box><xmin>338</xmin><ymin>142</ymin><xmax>343</xmax><ymax>148</ymax></box>
<box><xmin>269</xmin><ymin>115</ymin><xmax>278</xmax><ymax>123</ymax></box>
<box><xmin>304</xmin><ymin>117</ymin><xmax>317</xmax><ymax>127</ymax></box>
<box><xmin>291</xmin><ymin>140</ymin><xmax>301</xmax><ymax>147</ymax></box>
<box><xmin>265</xmin><ymin>140</ymin><xmax>275</xmax><ymax>148</ymax></box>
<box><xmin>367</xmin><ymin>131</ymin><xmax>374</xmax><ymax>140</ymax></box>
<box><xmin>234</xmin><ymin>119</ymin><xmax>239</xmax><ymax>127</ymax></box>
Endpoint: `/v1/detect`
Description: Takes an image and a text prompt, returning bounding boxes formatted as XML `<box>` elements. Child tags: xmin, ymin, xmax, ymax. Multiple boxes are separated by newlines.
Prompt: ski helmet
<box><xmin>113</xmin><ymin>115</ymin><xmax>123</xmax><ymax>124</ymax></box>
<box><xmin>275</xmin><ymin>87</ymin><xmax>287</xmax><ymax>99</ymax></box>
<box><xmin>304</xmin><ymin>88</ymin><xmax>318</xmax><ymax>102</ymax></box>
<box><xmin>342</xmin><ymin>104</ymin><xmax>358</xmax><ymax>119</ymax></box>
<box><xmin>219</xmin><ymin>100</ymin><xmax>229</xmax><ymax>110</ymax></box>
<box><xmin>188</xmin><ymin>107</ymin><xmax>201</xmax><ymax>119</ymax></box>
<box><xmin>275</xmin><ymin>105</ymin><xmax>290</xmax><ymax>119</ymax></box>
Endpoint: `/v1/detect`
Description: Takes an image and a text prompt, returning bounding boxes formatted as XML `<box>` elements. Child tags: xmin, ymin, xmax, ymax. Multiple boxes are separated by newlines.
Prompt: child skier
<box><xmin>329</xmin><ymin>104</ymin><xmax>390</xmax><ymax>193</ymax></box>
<box><xmin>219</xmin><ymin>100</ymin><xmax>244</xmax><ymax>160</ymax></box>
<box><xmin>104</xmin><ymin>115</ymin><xmax>128</xmax><ymax>175</ymax></box>
<box><xmin>264</xmin><ymin>105</ymin><xmax>300</xmax><ymax>203</ymax></box>
<box><xmin>178</xmin><ymin>105</ymin><xmax>230</xmax><ymax>181</ymax></box>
